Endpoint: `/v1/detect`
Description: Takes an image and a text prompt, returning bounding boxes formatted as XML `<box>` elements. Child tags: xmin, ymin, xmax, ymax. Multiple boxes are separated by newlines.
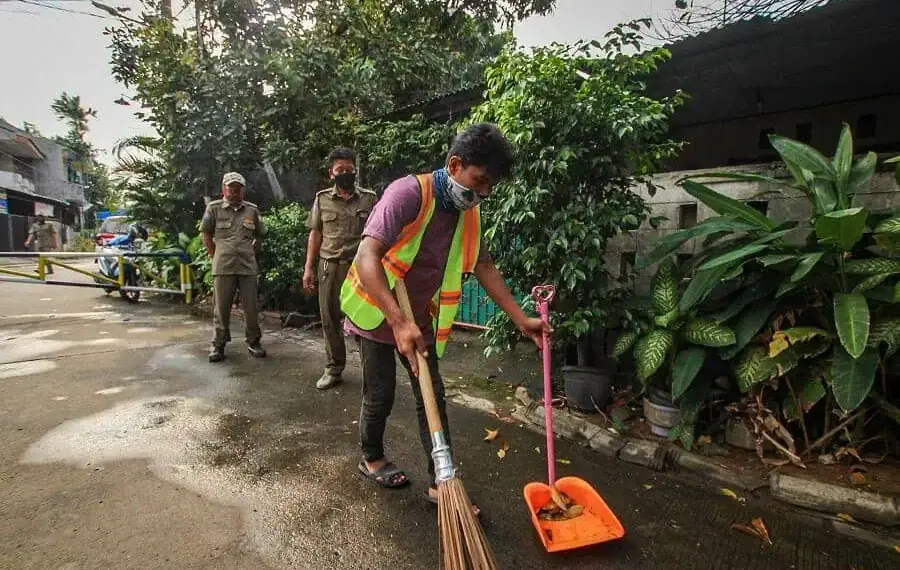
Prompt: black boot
<box><xmin>247</xmin><ymin>341</ymin><xmax>267</xmax><ymax>358</ymax></box>
<box><xmin>209</xmin><ymin>345</ymin><xmax>225</xmax><ymax>362</ymax></box>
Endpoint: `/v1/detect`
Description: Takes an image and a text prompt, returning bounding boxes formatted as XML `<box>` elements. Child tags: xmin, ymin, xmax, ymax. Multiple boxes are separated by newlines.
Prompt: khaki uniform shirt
<box><xmin>29</xmin><ymin>221</ymin><xmax>57</xmax><ymax>250</ymax></box>
<box><xmin>201</xmin><ymin>199</ymin><xmax>265</xmax><ymax>276</ymax></box>
<box><xmin>306</xmin><ymin>186</ymin><xmax>378</xmax><ymax>260</ymax></box>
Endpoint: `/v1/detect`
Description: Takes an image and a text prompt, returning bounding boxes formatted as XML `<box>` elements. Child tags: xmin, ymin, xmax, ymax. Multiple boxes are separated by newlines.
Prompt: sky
<box><xmin>0</xmin><ymin>0</ymin><xmax>662</xmax><ymax>166</ymax></box>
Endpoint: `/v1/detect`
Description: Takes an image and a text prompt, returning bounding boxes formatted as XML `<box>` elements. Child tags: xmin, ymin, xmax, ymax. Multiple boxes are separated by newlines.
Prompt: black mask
<box><xmin>334</xmin><ymin>172</ymin><xmax>356</xmax><ymax>191</ymax></box>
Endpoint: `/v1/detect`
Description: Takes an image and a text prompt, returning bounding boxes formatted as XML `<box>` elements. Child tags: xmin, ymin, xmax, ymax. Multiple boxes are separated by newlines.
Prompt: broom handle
<box><xmin>533</xmin><ymin>285</ymin><xmax>556</xmax><ymax>486</ymax></box>
<box><xmin>394</xmin><ymin>280</ymin><xmax>444</xmax><ymax>435</ymax></box>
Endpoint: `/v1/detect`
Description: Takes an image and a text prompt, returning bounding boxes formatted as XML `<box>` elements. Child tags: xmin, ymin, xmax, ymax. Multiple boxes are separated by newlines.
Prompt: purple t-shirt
<box><xmin>344</xmin><ymin>175</ymin><xmax>490</xmax><ymax>346</ymax></box>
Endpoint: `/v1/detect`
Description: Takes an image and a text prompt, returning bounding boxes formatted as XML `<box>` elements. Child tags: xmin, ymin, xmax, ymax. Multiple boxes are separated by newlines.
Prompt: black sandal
<box><xmin>357</xmin><ymin>460</ymin><xmax>410</xmax><ymax>488</ymax></box>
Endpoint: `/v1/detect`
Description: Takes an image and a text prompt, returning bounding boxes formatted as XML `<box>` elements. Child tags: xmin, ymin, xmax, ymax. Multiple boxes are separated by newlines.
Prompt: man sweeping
<box><xmin>340</xmin><ymin>122</ymin><xmax>549</xmax><ymax>511</ymax></box>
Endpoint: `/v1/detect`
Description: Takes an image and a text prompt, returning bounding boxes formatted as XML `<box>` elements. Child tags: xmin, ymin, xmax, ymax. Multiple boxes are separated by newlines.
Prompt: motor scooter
<box><xmin>95</xmin><ymin>232</ymin><xmax>145</xmax><ymax>303</ymax></box>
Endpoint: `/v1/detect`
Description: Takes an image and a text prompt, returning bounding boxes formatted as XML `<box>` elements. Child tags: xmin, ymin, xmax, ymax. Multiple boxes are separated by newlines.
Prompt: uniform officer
<box><xmin>201</xmin><ymin>172</ymin><xmax>267</xmax><ymax>362</ymax></box>
<box><xmin>25</xmin><ymin>214</ymin><xmax>58</xmax><ymax>274</ymax></box>
<box><xmin>303</xmin><ymin>147</ymin><xmax>377</xmax><ymax>390</ymax></box>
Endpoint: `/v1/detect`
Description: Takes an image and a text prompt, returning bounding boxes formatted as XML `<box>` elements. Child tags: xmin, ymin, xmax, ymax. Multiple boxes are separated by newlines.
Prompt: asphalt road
<box><xmin>0</xmin><ymin>272</ymin><xmax>896</xmax><ymax>570</ymax></box>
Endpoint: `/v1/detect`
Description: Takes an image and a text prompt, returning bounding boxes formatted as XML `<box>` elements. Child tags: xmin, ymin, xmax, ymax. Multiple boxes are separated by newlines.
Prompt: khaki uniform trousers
<box><xmin>212</xmin><ymin>274</ymin><xmax>261</xmax><ymax>347</ymax></box>
<box><xmin>318</xmin><ymin>258</ymin><xmax>351</xmax><ymax>376</ymax></box>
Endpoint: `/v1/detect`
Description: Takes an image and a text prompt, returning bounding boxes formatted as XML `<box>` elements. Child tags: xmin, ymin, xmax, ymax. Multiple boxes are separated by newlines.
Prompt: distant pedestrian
<box><xmin>303</xmin><ymin>147</ymin><xmax>377</xmax><ymax>390</ymax></box>
<box><xmin>201</xmin><ymin>172</ymin><xmax>267</xmax><ymax>362</ymax></box>
<box><xmin>24</xmin><ymin>214</ymin><xmax>57</xmax><ymax>274</ymax></box>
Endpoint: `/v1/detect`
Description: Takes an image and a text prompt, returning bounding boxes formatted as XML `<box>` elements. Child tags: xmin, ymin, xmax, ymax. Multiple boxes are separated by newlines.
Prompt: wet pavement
<box><xmin>1</xmin><ymin>277</ymin><xmax>897</xmax><ymax>569</ymax></box>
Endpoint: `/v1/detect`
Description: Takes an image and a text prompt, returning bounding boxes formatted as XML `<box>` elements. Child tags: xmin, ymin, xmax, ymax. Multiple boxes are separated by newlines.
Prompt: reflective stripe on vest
<box><xmin>339</xmin><ymin>173</ymin><xmax>481</xmax><ymax>358</ymax></box>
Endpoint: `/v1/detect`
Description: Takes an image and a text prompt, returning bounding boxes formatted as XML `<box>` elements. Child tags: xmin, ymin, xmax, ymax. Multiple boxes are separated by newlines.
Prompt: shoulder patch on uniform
<box><xmin>242</xmin><ymin>201</ymin><xmax>259</xmax><ymax>209</ymax></box>
<box><xmin>315</xmin><ymin>188</ymin><xmax>332</xmax><ymax>196</ymax></box>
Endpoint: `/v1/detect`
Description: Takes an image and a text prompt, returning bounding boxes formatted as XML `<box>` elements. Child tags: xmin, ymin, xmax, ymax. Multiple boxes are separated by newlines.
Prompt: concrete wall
<box><xmin>605</xmin><ymin>161</ymin><xmax>900</xmax><ymax>292</ymax></box>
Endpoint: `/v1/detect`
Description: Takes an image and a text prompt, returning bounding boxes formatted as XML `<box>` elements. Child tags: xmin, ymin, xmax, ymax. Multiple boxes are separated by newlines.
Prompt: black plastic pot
<box><xmin>562</xmin><ymin>366</ymin><xmax>612</xmax><ymax>413</ymax></box>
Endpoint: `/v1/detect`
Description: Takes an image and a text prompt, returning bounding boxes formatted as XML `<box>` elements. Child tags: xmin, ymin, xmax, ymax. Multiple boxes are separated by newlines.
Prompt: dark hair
<box><xmin>327</xmin><ymin>147</ymin><xmax>357</xmax><ymax>165</ymax></box>
<box><xmin>448</xmin><ymin>122</ymin><xmax>515</xmax><ymax>179</ymax></box>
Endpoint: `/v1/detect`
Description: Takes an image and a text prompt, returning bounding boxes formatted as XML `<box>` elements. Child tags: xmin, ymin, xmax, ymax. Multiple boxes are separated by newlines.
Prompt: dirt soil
<box><xmin>445</xmin><ymin>331</ymin><xmax>900</xmax><ymax>498</ymax></box>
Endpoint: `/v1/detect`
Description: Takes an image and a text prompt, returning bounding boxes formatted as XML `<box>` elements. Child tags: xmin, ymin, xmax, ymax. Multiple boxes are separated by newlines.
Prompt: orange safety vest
<box><xmin>340</xmin><ymin>173</ymin><xmax>481</xmax><ymax>358</ymax></box>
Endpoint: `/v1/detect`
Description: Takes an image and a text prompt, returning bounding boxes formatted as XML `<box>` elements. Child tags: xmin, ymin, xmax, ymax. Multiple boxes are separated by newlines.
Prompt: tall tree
<box><xmin>51</xmin><ymin>92</ymin><xmax>111</xmax><ymax>208</ymax></box>
<box><xmin>104</xmin><ymin>0</ymin><xmax>557</xmax><ymax>232</ymax></box>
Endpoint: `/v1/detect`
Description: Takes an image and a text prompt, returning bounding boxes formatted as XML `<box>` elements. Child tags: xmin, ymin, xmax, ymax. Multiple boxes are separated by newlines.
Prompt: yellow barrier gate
<box><xmin>0</xmin><ymin>251</ymin><xmax>195</xmax><ymax>303</ymax></box>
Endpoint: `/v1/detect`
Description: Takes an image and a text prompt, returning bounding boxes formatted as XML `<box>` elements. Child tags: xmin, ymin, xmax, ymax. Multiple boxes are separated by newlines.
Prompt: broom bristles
<box><xmin>437</xmin><ymin>478</ymin><xmax>498</xmax><ymax>570</ymax></box>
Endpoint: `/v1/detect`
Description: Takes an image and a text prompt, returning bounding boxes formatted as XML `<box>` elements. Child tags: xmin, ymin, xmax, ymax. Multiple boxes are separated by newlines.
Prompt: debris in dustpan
<box><xmin>537</xmin><ymin>487</ymin><xmax>586</xmax><ymax>521</ymax></box>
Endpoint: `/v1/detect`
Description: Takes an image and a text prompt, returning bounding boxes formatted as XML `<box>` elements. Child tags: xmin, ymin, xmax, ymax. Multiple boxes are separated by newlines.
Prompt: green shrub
<box><xmin>258</xmin><ymin>202</ymin><xmax>318</xmax><ymax>313</ymax></box>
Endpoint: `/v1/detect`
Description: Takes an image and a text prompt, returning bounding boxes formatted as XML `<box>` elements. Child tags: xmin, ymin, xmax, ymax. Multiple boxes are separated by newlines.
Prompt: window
<box><xmin>678</xmin><ymin>203</ymin><xmax>698</xmax><ymax>229</ymax></box>
<box><xmin>746</xmin><ymin>201</ymin><xmax>769</xmax><ymax>216</ymax></box>
<box><xmin>619</xmin><ymin>251</ymin><xmax>636</xmax><ymax>277</ymax></box>
<box><xmin>758</xmin><ymin>128</ymin><xmax>776</xmax><ymax>150</ymax></box>
<box><xmin>795</xmin><ymin>122</ymin><xmax>813</xmax><ymax>144</ymax></box>
<box><xmin>857</xmin><ymin>114</ymin><xmax>877</xmax><ymax>139</ymax></box>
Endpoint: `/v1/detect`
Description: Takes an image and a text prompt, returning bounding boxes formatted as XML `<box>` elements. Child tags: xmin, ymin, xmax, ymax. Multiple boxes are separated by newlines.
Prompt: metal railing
<box><xmin>0</xmin><ymin>251</ymin><xmax>195</xmax><ymax>303</ymax></box>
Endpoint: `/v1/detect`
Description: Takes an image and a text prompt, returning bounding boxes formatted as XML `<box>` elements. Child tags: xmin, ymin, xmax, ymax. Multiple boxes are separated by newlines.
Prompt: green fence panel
<box><xmin>457</xmin><ymin>278</ymin><xmax>498</xmax><ymax>327</ymax></box>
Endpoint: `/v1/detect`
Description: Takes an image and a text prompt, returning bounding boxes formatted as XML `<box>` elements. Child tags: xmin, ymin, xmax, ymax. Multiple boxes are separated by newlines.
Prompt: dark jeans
<box><xmin>358</xmin><ymin>336</ymin><xmax>451</xmax><ymax>487</ymax></box>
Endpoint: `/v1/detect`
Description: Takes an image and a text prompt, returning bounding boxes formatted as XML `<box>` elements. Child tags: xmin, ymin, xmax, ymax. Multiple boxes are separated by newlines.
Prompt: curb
<box><xmin>770</xmin><ymin>473</ymin><xmax>900</xmax><ymax>527</ymax></box>
<box><xmin>502</xmin><ymin>387</ymin><xmax>900</xmax><ymax>536</ymax></box>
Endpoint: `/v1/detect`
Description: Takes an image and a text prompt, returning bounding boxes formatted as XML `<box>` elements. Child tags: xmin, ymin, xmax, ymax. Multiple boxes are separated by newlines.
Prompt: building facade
<box><xmin>0</xmin><ymin>118</ymin><xmax>87</xmax><ymax>251</ymax></box>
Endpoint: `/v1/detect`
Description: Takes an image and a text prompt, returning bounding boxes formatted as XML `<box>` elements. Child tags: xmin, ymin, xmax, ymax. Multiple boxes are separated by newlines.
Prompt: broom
<box><xmin>394</xmin><ymin>279</ymin><xmax>499</xmax><ymax>570</ymax></box>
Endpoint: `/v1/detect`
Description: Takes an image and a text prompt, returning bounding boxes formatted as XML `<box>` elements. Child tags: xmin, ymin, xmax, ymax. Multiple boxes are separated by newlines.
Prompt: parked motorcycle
<box><xmin>95</xmin><ymin>224</ymin><xmax>148</xmax><ymax>303</ymax></box>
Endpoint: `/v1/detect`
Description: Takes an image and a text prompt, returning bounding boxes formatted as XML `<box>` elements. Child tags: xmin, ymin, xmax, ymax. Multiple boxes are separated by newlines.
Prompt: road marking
<box><xmin>0</xmin><ymin>359</ymin><xmax>58</xmax><ymax>379</ymax></box>
<box><xmin>0</xmin><ymin>311</ymin><xmax>119</xmax><ymax>320</ymax></box>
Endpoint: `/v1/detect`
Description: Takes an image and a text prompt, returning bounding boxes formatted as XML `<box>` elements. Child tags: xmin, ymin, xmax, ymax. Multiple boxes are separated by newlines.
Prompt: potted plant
<box><xmin>613</xmin><ymin>257</ymin><xmax>737</xmax><ymax>444</ymax></box>
<box><xmin>470</xmin><ymin>21</ymin><xmax>686</xmax><ymax>412</ymax></box>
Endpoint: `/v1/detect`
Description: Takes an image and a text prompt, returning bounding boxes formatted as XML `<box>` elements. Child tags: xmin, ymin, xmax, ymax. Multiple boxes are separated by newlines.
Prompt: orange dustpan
<box><xmin>524</xmin><ymin>285</ymin><xmax>625</xmax><ymax>553</ymax></box>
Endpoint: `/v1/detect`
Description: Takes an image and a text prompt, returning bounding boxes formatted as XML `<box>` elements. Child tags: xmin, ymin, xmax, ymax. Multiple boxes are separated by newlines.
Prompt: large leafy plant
<box><xmin>613</xmin><ymin>257</ymin><xmax>737</xmax><ymax>448</ymax></box>
<box><xmin>472</xmin><ymin>20</ymin><xmax>686</xmax><ymax>360</ymax></box>
<box><xmin>639</xmin><ymin>124</ymin><xmax>900</xmax><ymax>461</ymax></box>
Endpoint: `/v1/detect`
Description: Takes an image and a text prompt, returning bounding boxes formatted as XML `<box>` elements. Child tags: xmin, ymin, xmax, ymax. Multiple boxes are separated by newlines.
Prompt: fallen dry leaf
<box><xmin>835</xmin><ymin>446</ymin><xmax>862</xmax><ymax>462</ymax></box>
<box><xmin>534</xmin><ymin>447</ymin><xmax>541</xmax><ymax>454</ymax></box>
<box><xmin>497</xmin><ymin>441</ymin><xmax>510</xmax><ymax>459</ymax></box>
<box><xmin>750</xmin><ymin>518</ymin><xmax>772</xmax><ymax>546</ymax></box>
<box><xmin>720</xmin><ymin>488</ymin><xmax>745</xmax><ymax>503</ymax></box>
<box><xmin>557</xmin><ymin>458</ymin><xmax>571</xmax><ymax>465</ymax></box>
<box><xmin>849</xmin><ymin>471</ymin><xmax>866</xmax><ymax>486</ymax></box>
<box><xmin>483</xmin><ymin>428</ymin><xmax>500</xmax><ymax>442</ymax></box>
<box><xmin>837</xmin><ymin>513</ymin><xmax>856</xmax><ymax>523</ymax></box>
<box><xmin>893</xmin><ymin>544</ymin><xmax>900</xmax><ymax>554</ymax></box>
<box><xmin>697</xmin><ymin>435</ymin><xmax>712</xmax><ymax>446</ymax></box>
<box><xmin>566</xmin><ymin>504</ymin><xmax>585</xmax><ymax>517</ymax></box>
<box><xmin>550</xmin><ymin>486</ymin><xmax>569</xmax><ymax>511</ymax></box>
<box><xmin>642</xmin><ymin>483</ymin><xmax>653</xmax><ymax>490</ymax></box>
<box><xmin>730</xmin><ymin>517</ymin><xmax>772</xmax><ymax>546</ymax></box>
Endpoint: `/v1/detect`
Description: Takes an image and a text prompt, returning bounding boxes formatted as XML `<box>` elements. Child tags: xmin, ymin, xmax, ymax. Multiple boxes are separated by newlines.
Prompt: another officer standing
<box><xmin>201</xmin><ymin>172</ymin><xmax>267</xmax><ymax>362</ymax></box>
<box><xmin>303</xmin><ymin>147</ymin><xmax>377</xmax><ymax>390</ymax></box>
<box><xmin>24</xmin><ymin>214</ymin><xmax>58</xmax><ymax>274</ymax></box>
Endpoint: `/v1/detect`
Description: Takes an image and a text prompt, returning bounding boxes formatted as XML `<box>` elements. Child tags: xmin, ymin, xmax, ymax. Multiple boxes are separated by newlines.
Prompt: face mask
<box><xmin>334</xmin><ymin>172</ymin><xmax>356</xmax><ymax>191</ymax></box>
<box><xmin>448</xmin><ymin>175</ymin><xmax>483</xmax><ymax>210</ymax></box>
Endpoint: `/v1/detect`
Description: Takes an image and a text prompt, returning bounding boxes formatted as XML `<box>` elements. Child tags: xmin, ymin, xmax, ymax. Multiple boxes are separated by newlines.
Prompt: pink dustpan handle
<box><xmin>532</xmin><ymin>285</ymin><xmax>556</xmax><ymax>486</ymax></box>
